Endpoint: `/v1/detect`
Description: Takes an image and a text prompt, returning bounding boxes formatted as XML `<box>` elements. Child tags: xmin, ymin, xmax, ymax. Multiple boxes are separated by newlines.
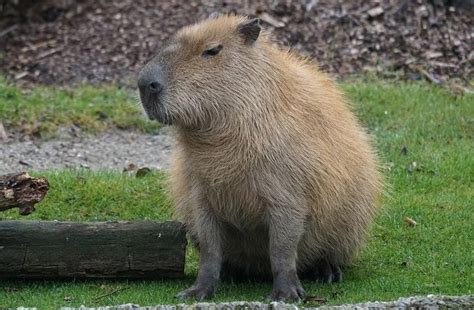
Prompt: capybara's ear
<box><xmin>237</xmin><ymin>18</ymin><xmax>261</xmax><ymax>45</ymax></box>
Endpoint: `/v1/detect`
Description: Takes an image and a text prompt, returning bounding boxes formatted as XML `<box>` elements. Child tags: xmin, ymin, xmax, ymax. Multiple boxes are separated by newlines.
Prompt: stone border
<box><xmin>13</xmin><ymin>295</ymin><xmax>473</xmax><ymax>310</ymax></box>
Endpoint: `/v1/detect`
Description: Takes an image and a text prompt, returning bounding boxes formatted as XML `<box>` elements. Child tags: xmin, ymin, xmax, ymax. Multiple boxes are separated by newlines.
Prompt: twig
<box><xmin>304</xmin><ymin>296</ymin><xmax>327</xmax><ymax>303</ymax></box>
<box><xmin>389</xmin><ymin>0</ymin><xmax>409</xmax><ymax>16</ymax></box>
<box><xmin>14</xmin><ymin>72</ymin><xmax>28</xmax><ymax>80</ymax></box>
<box><xmin>414</xmin><ymin>66</ymin><xmax>444</xmax><ymax>85</ymax></box>
<box><xmin>448</xmin><ymin>83</ymin><xmax>474</xmax><ymax>96</ymax></box>
<box><xmin>92</xmin><ymin>287</ymin><xmax>128</xmax><ymax>301</ymax></box>
<box><xmin>37</xmin><ymin>47</ymin><xmax>63</xmax><ymax>60</ymax></box>
<box><xmin>429</xmin><ymin>61</ymin><xmax>457</xmax><ymax>68</ymax></box>
<box><xmin>0</xmin><ymin>122</ymin><xmax>8</xmax><ymax>142</ymax></box>
<box><xmin>0</xmin><ymin>25</ymin><xmax>17</xmax><ymax>39</ymax></box>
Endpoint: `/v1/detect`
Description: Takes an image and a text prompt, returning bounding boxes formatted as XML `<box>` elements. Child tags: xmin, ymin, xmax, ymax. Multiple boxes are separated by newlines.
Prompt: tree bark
<box><xmin>0</xmin><ymin>172</ymin><xmax>49</xmax><ymax>215</ymax></box>
<box><xmin>0</xmin><ymin>220</ymin><xmax>187</xmax><ymax>279</ymax></box>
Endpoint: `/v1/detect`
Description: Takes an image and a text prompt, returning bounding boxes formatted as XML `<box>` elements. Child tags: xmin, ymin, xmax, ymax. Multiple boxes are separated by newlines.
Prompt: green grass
<box><xmin>0</xmin><ymin>77</ymin><xmax>161</xmax><ymax>138</ymax></box>
<box><xmin>1</xmin><ymin>170</ymin><xmax>173</xmax><ymax>222</ymax></box>
<box><xmin>0</xmin><ymin>81</ymin><xmax>473</xmax><ymax>308</ymax></box>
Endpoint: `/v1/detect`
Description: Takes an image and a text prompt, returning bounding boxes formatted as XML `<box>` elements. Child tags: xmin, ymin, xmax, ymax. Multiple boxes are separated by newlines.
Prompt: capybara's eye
<box><xmin>202</xmin><ymin>45</ymin><xmax>223</xmax><ymax>58</ymax></box>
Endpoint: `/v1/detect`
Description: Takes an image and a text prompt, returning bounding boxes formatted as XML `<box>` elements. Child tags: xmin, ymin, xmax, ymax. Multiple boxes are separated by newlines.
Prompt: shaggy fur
<box><xmin>139</xmin><ymin>15</ymin><xmax>382</xmax><ymax>300</ymax></box>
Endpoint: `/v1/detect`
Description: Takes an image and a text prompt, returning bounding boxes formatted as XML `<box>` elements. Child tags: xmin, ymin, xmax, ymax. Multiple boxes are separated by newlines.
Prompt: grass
<box><xmin>0</xmin><ymin>77</ymin><xmax>161</xmax><ymax>138</ymax></box>
<box><xmin>1</xmin><ymin>170</ymin><xmax>173</xmax><ymax>222</ymax></box>
<box><xmin>0</xmin><ymin>80</ymin><xmax>473</xmax><ymax>308</ymax></box>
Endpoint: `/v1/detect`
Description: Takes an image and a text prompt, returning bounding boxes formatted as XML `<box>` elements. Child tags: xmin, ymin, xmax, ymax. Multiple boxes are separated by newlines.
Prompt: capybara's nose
<box><xmin>147</xmin><ymin>81</ymin><xmax>163</xmax><ymax>94</ymax></box>
<box><xmin>138</xmin><ymin>63</ymin><xmax>165</xmax><ymax>95</ymax></box>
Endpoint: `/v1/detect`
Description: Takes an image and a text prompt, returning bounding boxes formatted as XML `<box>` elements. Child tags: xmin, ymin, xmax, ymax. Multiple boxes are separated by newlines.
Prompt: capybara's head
<box><xmin>138</xmin><ymin>15</ymin><xmax>267</xmax><ymax>129</ymax></box>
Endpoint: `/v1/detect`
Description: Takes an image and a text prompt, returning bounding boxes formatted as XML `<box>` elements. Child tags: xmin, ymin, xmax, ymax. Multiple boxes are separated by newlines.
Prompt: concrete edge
<box><xmin>11</xmin><ymin>294</ymin><xmax>474</xmax><ymax>310</ymax></box>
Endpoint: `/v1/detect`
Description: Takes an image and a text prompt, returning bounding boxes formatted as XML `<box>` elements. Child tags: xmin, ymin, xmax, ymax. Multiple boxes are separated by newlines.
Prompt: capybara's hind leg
<box><xmin>304</xmin><ymin>259</ymin><xmax>343</xmax><ymax>284</ymax></box>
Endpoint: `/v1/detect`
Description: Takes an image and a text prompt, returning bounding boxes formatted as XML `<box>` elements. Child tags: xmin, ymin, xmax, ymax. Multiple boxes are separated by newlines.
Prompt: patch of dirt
<box><xmin>0</xmin><ymin>127</ymin><xmax>174</xmax><ymax>174</ymax></box>
<box><xmin>1</xmin><ymin>0</ymin><xmax>472</xmax><ymax>86</ymax></box>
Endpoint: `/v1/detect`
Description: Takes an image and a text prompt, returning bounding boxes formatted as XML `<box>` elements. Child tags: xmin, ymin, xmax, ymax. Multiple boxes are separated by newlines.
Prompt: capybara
<box><xmin>138</xmin><ymin>15</ymin><xmax>382</xmax><ymax>301</ymax></box>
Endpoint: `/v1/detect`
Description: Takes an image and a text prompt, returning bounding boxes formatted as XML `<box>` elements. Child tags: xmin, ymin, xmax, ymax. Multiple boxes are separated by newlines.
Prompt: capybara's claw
<box><xmin>176</xmin><ymin>285</ymin><xmax>215</xmax><ymax>301</ymax></box>
<box><xmin>271</xmin><ymin>277</ymin><xmax>305</xmax><ymax>302</ymax></box>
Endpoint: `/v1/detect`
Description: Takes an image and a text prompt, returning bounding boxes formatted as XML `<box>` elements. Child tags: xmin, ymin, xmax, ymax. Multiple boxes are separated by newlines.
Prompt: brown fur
<box><xmin>141</xmin><ymin>15</ymin><xmax>382</xmax><ymax>299</ymax></box>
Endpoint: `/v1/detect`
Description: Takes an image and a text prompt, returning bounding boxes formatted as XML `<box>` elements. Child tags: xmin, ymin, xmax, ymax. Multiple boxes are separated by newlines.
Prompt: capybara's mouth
<box><xmin>140</xmin><ymin>101</ymin><xmax>156</xmax><ymax>121</ymax></box>
<box><xmin>139</xmin><ymin>91</ymin><xmax>159</xmax><ymax>119</ymax></box>
<box><xmin>153</xmin><ymin>108</ymin><xmax>173</xmax><ymax>125</ymax></box>
<box><xmin>139</xmin><ymin>96</ymin><xmax>173</xmax><ymax>125</ymax></box>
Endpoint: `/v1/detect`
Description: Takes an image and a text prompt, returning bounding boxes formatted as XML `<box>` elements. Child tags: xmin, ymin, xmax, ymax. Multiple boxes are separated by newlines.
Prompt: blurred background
<box><xmin>1</xmin><ymin>0</ymin><xmax>472</xmax><ymax>86</ymax></box>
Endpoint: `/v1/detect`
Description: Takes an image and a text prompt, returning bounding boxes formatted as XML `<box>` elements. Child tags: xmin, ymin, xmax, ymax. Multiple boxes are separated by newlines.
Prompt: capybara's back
<box><xmin>138</xmin><ymin>15</ymin><xmax>382</xmax><ymax>301</ymax></box>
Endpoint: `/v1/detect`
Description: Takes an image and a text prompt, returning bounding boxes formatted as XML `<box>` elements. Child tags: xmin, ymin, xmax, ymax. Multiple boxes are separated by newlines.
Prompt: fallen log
<box><xmin>0</xmin><ymin>172</ymin><xmax>49</xmax><ymax>215</ymax></box>
<box><xmin>0</xmin><ymin>220</ymin><xmax>187</xmax><ymax>279</ymax></box>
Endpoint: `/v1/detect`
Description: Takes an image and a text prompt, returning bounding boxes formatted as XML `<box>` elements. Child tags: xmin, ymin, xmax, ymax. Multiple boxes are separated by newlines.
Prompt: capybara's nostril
<box><xmin>149</xmin><ymin>81</ymin><xmax>163</xmax><ymax>94</ymax></box>
<box><xmin>137</xmin><ymin>63</ymin><xmax>166</xmax><ymax>96</ymax></box>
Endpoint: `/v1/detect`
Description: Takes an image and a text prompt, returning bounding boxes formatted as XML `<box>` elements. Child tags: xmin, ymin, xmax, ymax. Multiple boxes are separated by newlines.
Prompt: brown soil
<box><xmin>0</xmin><ymin>0</ymin><xmax>473</xmax><ymax>86</ymax></box>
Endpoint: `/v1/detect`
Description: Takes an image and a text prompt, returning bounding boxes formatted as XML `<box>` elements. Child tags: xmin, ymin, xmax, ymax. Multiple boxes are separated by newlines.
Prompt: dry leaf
<box><xmin>123</xmin><ymin>163</ymin><xmax>138</xmax><ymax>173</ymax></box>
<box><xmin>367</xmin><ymin>7</ymin><xmax>384</xmax><ymax>17</ymax></box>
<box><xmin>383</xmin><ymin>162</ymin><xmax>395</xmax><ymax>171</ymax></box>
<box><xmin>401</xmin><ymin>146</ymin><xmax>408</xmax><ymax>156</ymax></box>
<box><xmin>424</xmin><ymin>51</ymin><xmax>443</xmax><ymax>59</ymax></box>
<box><xmin>136</xmin><ymin>167</ymin><xmax>152</xmax><ymax>178</ymax></box>
<box><xmin>406</xmin><ymin>161</ymin><xmax>418</xmax><ymax>173</ymax></box>
<box><xmin>404</xmin><ymin>217</ymin><xmax>417</xmax><ymax>227</ymax></box>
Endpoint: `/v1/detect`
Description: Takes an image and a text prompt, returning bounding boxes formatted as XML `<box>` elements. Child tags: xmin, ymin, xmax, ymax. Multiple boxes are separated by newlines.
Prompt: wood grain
<box><xmin>0</xmin><ymin>220</ymin><xmax>187</xmax><ymax>279</ymax></box>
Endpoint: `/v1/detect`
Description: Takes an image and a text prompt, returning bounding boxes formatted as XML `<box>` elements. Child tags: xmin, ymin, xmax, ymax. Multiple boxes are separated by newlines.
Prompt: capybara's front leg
<box><xmin>268</xmin><ymin>208</ymin><xmax>306</xmax><ymax>302</ymax></box>
<box><xmin>176</xmin><ymin>208</ymin><xmax>222</xmax><ymax>301</ymax></box>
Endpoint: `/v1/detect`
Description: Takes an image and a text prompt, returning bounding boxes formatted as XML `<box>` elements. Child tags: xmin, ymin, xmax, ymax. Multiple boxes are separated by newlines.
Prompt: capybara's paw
<box><xmin>314</xmin><ymin>261</ymin><xmax>343</xmax><ymax>284</ymax></box>
<box><xmin>271</xmin><ymin>277</ymin><xmax>305</xmax><ymax>302</ymax></box>
<box><xmin>176</xmin><ymin>285</ymin><xmax>215</xmax><ymax>301</ymax></box>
